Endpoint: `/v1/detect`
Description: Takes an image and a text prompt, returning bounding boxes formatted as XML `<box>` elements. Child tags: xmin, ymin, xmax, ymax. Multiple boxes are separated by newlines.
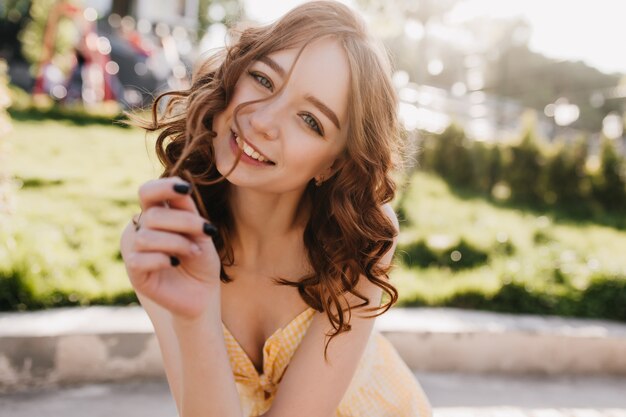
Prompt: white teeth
<box><xmin>233</xmin><ymin>133</ymin><xmax>270</xmax><ymax>163</ymax></box>
<box><xmin>243</xmin><ymin>143</ymin><xmax>255</xmax><ymax>156</ymax></box>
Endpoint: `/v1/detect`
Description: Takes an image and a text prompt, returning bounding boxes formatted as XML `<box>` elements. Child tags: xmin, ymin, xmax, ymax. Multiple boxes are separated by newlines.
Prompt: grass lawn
<box><xmin>392</xmin><ymin>171</ymin><xmax>626</xmax><ymax>313</ymax></box>
<box><xmin>3</xmin><ymin>119</ymin><xmax>159</xmax><ymax>304</ymax></box>
<box><xmin>2</xmin><ymin>119</ymin><xmax>625</xmax><ymax>319</ymax></box>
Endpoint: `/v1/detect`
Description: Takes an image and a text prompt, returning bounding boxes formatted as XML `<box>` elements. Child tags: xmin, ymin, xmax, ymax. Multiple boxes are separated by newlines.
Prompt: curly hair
<box><xmin>134</xmin><ymin>0</ymin><xmax>405</xmax><ymax>360</ymax></box>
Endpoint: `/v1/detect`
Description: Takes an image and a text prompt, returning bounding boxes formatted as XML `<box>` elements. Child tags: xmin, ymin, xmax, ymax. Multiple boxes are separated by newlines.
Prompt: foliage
<box><xmin>419</xmin><ymin>124</ymin><xmax>626</xmax><ymax>221</ymax></box>
<box><xmin>198</xmin><ymin>0</ymin><xmax>242</xmax><ymax>39</ymax></box>
<box><xmin>579</xmin><ymin>274</ymin><xmax>626</xmax><ymax>320</ymax></box>
<box><xmin>18</xmin><ymin>0</ymin><xmax>81</xmax><ymax>73</ymax></box>
<box><xmin>0</xmin><ymin>59</ymin><xmax>15</xmax><ymax>216</ymax></box>
<box><xmin>391</xmin><ymin>171</ymin><xmax>626</xmax><ymax>323</ymax></box>
<box><xmin>398</xmin><ymin>237</ymin><xmax>489</xmax><ymax>270</ymax></box>
<box><xmin>8</xmin><ymin>84</ymin><xmax>128</xmax><ymax>126</ymax></box>
<box><xmin>500</xmin><ymin>129</ymin><xmax>544</xmax><ymax>203</ymax></box>
<box><xmin>0</xmin><ymin>0</ymin><xmax>30</xmax><ymax>22</ymax></box>
<box><xmin>542</xmin><ymin>137</ymin><xmax>589</xmax><ymax>207</ymax></box>
<box><xmin>378</xmin><ymin>6</ymin><xmax>622</xmax><ymax>132</ymax></box>
<box><xmin>591</xmin><ymin>137</ymin><xmax>626</xmax><ymax>212</ymax></box>
<box><xmin>399</xmin><ymin>276</ymin><xmax>626</xmax><ymax>322</ymax></box>
<box><xmin>0</xmin><ymin>120</ymin><xmax>157</xmax><ymax>311</ymax></box>
<box><xmin>429</xmin><ymin>124</ymin><xmax>475</xmax><ymax>188</ymax></box>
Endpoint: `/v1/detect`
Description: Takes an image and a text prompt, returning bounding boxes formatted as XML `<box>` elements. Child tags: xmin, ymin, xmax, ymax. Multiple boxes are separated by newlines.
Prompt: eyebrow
<box><xmin>257</xmin><ymin>55</ymin><xmax>342</xmax><ymax>130</ymax></box>
<box><xmin>258</xmin><ymin>55</ymin><xmax>285</xmax><ymax>77</ymax></box>
<box><xmin>304</xmin><ymin>95</ymin><xmax>341</xmax><ymax>130</ymax></box>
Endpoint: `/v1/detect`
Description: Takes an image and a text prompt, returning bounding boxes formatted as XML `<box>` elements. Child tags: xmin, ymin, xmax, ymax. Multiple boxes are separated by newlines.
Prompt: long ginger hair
<box><xmin>136</xmin><ymin>1</ymin><xmax>404</xmax><ymax>359</ymax></box>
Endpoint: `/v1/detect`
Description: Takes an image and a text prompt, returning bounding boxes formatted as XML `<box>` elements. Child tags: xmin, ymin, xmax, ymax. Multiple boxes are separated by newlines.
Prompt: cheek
<box><xmin>213</xmin><ymin>81</ymin><xmax>248</xmax><ymax>124</ymax></box>
<box><xmin>230</xmin><ymin>79</ymin><xmax>260</xmax><ymax>108</ymax></box>
<box><xmin>282</xmin><ymin>142</ymin><xmax>334</xmax><ymax>175</ymax></box>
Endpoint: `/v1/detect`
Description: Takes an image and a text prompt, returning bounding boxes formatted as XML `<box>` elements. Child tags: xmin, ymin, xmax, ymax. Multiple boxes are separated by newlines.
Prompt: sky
<box><xmin>243</xmin><ymin>0</ymin><xmax>626</xmax><ymax>75</ymax></box>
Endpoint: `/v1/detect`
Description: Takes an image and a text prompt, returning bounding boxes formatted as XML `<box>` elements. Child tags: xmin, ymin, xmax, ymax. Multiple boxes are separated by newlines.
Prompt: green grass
<box><xmin>1</xmin><ymin>119</ymin><xmax>160</xmax><ymax>307</ymax></box>
<box><xmin>2</xmin><ymin>119</ymin><xmax>625</xmax><ymax>320</ymax></box>
<box><xmin>391</xmin><ymin>172</ymin><xmax>626</xmax><ymax>319</ymax></box>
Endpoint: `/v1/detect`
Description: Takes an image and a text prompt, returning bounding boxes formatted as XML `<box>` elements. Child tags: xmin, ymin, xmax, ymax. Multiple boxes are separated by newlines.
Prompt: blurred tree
<box><xmin>543</xmin><ymin>137</ymin><xmax>589</xmax><ymax>207</ymax></box>
<box><xmin>420</xmin><ymin>123</ymin><xmax>626</xmax><ymax>215</ymax></box>
<box><xmin>431</xmin><ymin>123</ymin><xmax>475</xmax><ymax>188</ymax></box>
<box><xmin>0</xmin><ymin>59</ymin><xmax>15</xmax><ymax>217</ymax></box>
<box><xmin>0</xmin><ymin>0</ymin><xmax>30</xmax><ymax>23</ymax></box>
<box><xmin>591</xmin><ymin>138</ymin><xmax>626</xmax><ymax>212</ymax></box>
<box><xmin>485</xmin><ymin>45</ymin><xmax>623</xmax><ymax>132</ymax></box>
<box><xmin>356</xmin><ymin>1</ymin><xmax>623</xmax><ymax>133</ymax></box>
<box><xmin>18</xmin><ymin>0</ymin><xmax>81</xmax><ymax>75</ymax></box>
<box><xmin>197</xmin><ymin>0</ymin><xmax>242</xmax><ymax>39</ymax></box>
<box><xmin>0</xmin><ymin>1</ymin><xmax>30</xmax><ymax>57</ymax></box>
<box><xmin>469</xmin><ymin>141</ymin><xmax>500</xmax><ymax>194</ymax></box>
<box><xmin>355</xmin><ymin>0</ymin><xmax>454</xmax><ymax>37</ymax></box>
<box><xmin>501</xmin><ymin>129</ymin><xmax>544</xmax><ymax>204</ymax></box>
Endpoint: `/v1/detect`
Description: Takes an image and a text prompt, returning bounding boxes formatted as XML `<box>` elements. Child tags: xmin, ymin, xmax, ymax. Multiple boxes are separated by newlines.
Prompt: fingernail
<box><xmin>173</xmin><ymin>183</ymin><xmax>190</xmax><ymax>194</ymax></box>
<box><xmin>191</xmin><ymin>244</ymin><xmax>202</xmax><ymax>255</ymax></box>
<box><xmin>203</xmin><ymin>222</ymin><xmax>218</xmax><ymax>238</ymax></box>
<box><xmin>170</xmin><ymin>256</ymin><xmax>180</xmax><ymax>267</ymax></box>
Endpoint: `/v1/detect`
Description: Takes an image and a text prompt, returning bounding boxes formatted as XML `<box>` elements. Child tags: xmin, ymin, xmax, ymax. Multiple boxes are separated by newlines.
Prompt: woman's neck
<box><xmin>227</xmin><ymin>185</ymin><xmax>311</xmax><ymax>267</ymax></box>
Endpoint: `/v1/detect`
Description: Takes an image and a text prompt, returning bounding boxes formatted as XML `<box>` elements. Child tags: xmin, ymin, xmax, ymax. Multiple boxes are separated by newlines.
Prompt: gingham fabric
<box><xmin>222</xmin><ymin>307</ymin><xmax>433</xmax><ymax>416</ymax></box>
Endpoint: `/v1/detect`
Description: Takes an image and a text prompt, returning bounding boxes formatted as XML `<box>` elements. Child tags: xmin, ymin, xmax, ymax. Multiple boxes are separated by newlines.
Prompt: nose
<box><xmin>248</xmin><ymin>101</ymin><xmax>280</xmax><ymax>141</ymax></box>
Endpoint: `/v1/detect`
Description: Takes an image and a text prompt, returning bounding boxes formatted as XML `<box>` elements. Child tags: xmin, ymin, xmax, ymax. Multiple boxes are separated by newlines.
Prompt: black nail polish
<box><xmin>170</xmin><ymin>256</ymin><xmax>180</xmax><ymax>267</ymax></box>
<box><xmin>173</xmin><ymin>183</ymin><xmax>190</xmax><ymax>195</ymax></box>
<box><xmin>203</xmin><ymin>222</ymin><xmax>218</xmax><ymax>238</ymax></box>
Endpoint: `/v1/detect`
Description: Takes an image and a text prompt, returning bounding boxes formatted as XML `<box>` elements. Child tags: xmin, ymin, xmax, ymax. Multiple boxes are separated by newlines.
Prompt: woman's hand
<box><xmin>120</xmin><ymin>176</ymin><xmax>221</xmax><ymax>321</ymax></box>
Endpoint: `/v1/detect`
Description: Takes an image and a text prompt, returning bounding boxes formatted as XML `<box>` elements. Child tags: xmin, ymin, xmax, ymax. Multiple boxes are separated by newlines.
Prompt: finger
<box><xmin>125</xmin><ymin>251</ymin><xmax>173</xmax><ymax>279</ymax></box>
<box><xmin>138</xmin><ymin>176</ymin><xmax>199</xmax><ymax>215</ymax></box>
<box><xmin>139</xmin><ymin>206</ymin><xmax>218</xmax><ymax>239</ymax></box>
<box><xmin>134</xmin><ymin>228</ymin><xmax>202</xmax><ymax>257</ymax></box>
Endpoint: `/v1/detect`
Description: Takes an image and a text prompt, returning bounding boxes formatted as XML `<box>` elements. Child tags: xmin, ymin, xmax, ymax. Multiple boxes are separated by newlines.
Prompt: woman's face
<box><xmin>212</xmin><ymin>37</ymin><xmax>350</xmax><ymax>193</ymax></box>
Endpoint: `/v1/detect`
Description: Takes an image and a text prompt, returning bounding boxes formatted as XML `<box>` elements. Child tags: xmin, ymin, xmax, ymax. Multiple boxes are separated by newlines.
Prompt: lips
<box><xmin>229</xmin><ymin>130</ymin><xmax>275</xmax><ymax>166</ymax></box>
<box><xmin>231</xmin><ymin>129</ymin><xmax>275</xmax><ymax>165</ymax></box>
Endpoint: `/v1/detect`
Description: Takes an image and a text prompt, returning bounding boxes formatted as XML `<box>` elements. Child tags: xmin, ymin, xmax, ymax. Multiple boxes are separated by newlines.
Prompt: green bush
<box><xmin>0</xmin><ymin>220</ymin><xmax>136</xmax><ymax>311</ymax></box>
<box><xmin>396</xmin><ymin>240</ymin><xmax>438</xmax><ymax>268</ymax></box>
<box><xmin>469</xmin><ymin>142</ymin><xmax>501</xmax><ymax>194</ymax></box>
<box><xmin>8</xmin><ymin>104</ymin><xmax>129</xmax><ymax>127</ymax></box>
<box><xmin>431</xmin><ymin>124</ymin><xmax>475</xmax><ymax>188</ymax></box>
<box><xmin>492</xmin><ymin>237</ymin><xmax>515</xmax><ymax>256</ymax></box>
<box><xmin>542</xmin><ymin>138</ymin><xmax>588</xmax><ymax>206</ymax></box>
<box><xmin>579</xmin><ymin>274</ymin><xmax>626</xmax><ymax>321</ymax></box>
<box><xmin>418</xmin><ymin>125</ymin><xmax>626</xmax><ymax>216</ymax></box>
<box><xmin>533</xmin><ymin>229</ymin><xmax>553</xmax><ymax>245</ymax></box>
<box><xmin>0</xmin><ymin>264</ymin><xmax>39</xmax><ymax>310</ymax></box>
<box><xmin>401</xmin><ymin>272</ymin><xmax>625</xmax><ymax>322</ymax></box>
<box><xmin>501</xmin><ymin>130</ymin><xmax>545</xmax><ymax>204</ymax></box>
<box><xmin>438</xmin><ymin>283</ymin><xmax>536</xmax><ymax>313</ymax></box>
<box><xmin>591</xmin><ymin>138</ymin><xmax>626</xmax><ymax>213</ymax></box>
<box><xmin>397</xmin><ymin>237</ymin><xmax>489</xmax><ymax>270</ymax></box>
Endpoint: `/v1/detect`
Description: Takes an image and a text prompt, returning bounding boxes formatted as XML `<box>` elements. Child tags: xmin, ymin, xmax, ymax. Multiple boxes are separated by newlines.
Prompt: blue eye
<box><xmin>249</xmin><ymin>71</ymin><xmax>273</xmax><ymax>90</ymax></box>
<box><xmin>248</xmin><ymin>70</ymin><xmax>324</xmax><ymax>137</ymax></box>
<box><xmin>300</xmin><ymin>113</ymin><xmax>324</xmax><ymax>136</ymax></box>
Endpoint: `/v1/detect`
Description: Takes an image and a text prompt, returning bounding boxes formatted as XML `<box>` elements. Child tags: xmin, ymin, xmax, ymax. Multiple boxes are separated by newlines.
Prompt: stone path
<box><xmin>1</xmin><ymin>371</ymin><xmax>624</xmax><ymax>416</ymax></box>
<box><xmin>434</xmin><ymin>409</ymin><xmax>626</xmax><ymax>416</ymax></box>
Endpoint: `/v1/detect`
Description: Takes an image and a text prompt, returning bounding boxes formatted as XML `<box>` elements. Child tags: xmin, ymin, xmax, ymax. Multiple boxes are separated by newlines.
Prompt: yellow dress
<box><xmin>222</xmin><ymin>307</ymin><xmax>433</xmax><ymax>417</ymax></box>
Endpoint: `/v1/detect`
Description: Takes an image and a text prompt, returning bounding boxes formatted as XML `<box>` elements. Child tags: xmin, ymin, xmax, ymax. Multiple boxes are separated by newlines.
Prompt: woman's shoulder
<box><xmin>380</xmin><ymin>202</ymin><xmax>400</xmax><ymax>232</ymax></box>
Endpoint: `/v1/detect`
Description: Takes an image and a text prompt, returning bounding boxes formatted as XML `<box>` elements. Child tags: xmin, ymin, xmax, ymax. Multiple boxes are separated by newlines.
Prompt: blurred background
<box><xmin>0</xmin><ymin>0</ymin><xmax>625</xmax><ymax>324</ymax></box>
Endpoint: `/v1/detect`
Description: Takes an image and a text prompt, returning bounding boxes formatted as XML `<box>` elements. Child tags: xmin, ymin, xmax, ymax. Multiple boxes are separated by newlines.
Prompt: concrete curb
<box><xmin>377</xmin><ymin>308</ymin><xmax>626</xmax><ymax>375</ymax></box>
<box><xmin>0</xmin><ymin>306</ymin><xmax>625</xmax><ymax>391</ymax></box>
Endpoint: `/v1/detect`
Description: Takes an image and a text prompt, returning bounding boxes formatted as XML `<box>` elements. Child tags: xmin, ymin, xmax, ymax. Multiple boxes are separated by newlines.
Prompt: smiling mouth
<box><xmin>231</xmin><ymin>130</ymin><xmax>275</xmax><ymax>165</ymax></box>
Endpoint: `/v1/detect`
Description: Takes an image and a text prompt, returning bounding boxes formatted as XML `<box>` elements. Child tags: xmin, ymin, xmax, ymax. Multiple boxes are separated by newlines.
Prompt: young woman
<box><xmin>119</xmin><ymin>1</ymin><xmax>432</xmax><ymax>416</ymax></box>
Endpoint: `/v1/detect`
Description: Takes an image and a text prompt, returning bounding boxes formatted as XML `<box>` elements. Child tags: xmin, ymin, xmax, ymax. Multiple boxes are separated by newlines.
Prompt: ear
<box><xmin>317</xmin><ymin>152</ymin><xmax>348</xmax><ymax>182</ymax></box>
